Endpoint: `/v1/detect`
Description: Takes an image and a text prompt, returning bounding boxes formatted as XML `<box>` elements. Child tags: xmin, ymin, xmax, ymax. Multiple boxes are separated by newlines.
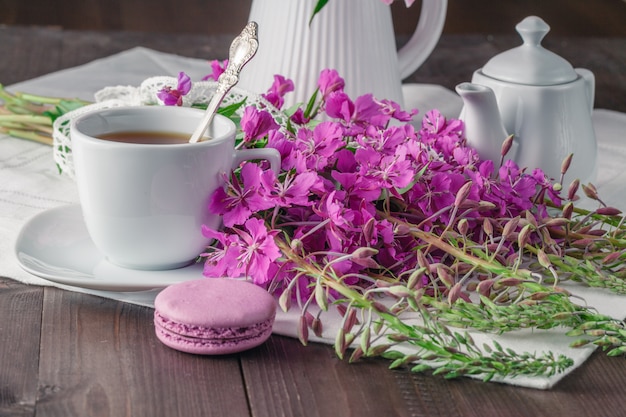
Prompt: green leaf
<box><xmin>58</xmin><ymin>99</ymin><xmax>85</xmax><ymax>114</ymax></box>
<box><xmin>218</xmin><ymin>97</ymin><xmax>247</xmax><ymax>118</ymax></box>
<box><xmin>42</xmin><ymin>99</ymin><xmax>86</xmax><ymax>122</ymax></box>
<box><xmin>303</xmin><ymin>88</ymin><xmax>319</xmax><ymax>119</ymax></box>
<box><xmin>309</xmin><ymin>0</ymin><xmax>329</xmax><ymax>25</ymax></box>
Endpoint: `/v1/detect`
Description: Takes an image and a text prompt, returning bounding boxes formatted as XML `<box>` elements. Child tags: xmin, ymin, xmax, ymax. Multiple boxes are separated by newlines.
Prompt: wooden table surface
<box><xmin>1</xmin><ymin>25</ymin><xmax>626</xmax><ymax>417</ymax></box>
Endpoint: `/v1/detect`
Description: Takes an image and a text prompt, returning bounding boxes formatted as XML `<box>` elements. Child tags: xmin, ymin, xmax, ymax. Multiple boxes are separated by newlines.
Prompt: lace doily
<box><xmin>52</xmin><ymin>76</ymin><xmax>285</xmax><ymax>178</ymax></box>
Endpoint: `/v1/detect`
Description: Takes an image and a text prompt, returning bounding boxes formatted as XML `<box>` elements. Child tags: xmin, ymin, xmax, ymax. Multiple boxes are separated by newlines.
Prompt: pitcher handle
<box><xmin>397</xmin><ymin>0</ymin><xmax>448</xmax><ymax>79</ymax></box>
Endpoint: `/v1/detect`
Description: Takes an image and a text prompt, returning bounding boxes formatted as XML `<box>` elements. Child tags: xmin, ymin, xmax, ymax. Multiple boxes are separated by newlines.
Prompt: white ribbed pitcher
<box><xmin>239</xmin><ymin>0</ymin><xmax>447</xmax><ymax>107</ymax></box>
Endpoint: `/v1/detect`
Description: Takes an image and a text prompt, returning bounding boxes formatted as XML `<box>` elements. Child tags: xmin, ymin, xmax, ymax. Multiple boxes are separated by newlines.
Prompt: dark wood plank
<box><xmin>0</xmin><ymin>278</ymin><xmax>43</xmax><ymax>417</ymax></box>
<box><xmin>245</xmin><ymin>335</ymin><xmax>626</xmax><ymax>417</ymax></box>
<box><xmin>393</xmin><ymin>349</ymin><xmax>626</xmax><ymax>417</ymax></box>
<box><xmin>240</xmin><ymin>335</ymin><xmax>463</xmax><ymax>417</ymax></box>
<box><xmin>3</xmin><ymin>0</ymin><xmax>626</xmax><ymax>37</ymax></box>
<box><xmin>0</xmin><ymin>26</ymin><xmax>63</xmax><ymax>86</ymax></box>
<box><xmin>57</xmin><ymin>30</ymin><xmax>232</xmax><ymax>69</ymax></box>
<box><xmin>0</xmin><ymin>25</ymin><xmax>232</xmax><ymax>85</ymax></box>
<box><xmin>438</xmin><ymin>0</ymin><xmax>626</xmax><ymax>37</ymax></box>
<box><xmin>36</xmin><ymin>288</ymin><xmax>250</xmax><ymax>417</ymax></box>
<box><xmin>118</xmin><ymin>0</ymin><xmax>251</xmax><ymax>35</ymax></box>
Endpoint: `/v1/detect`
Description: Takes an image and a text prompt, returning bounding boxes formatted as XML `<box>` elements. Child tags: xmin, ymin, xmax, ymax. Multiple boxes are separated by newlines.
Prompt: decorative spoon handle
<box><xmin>189</xmin><ymin>22</ymin><xmax>259</xmax><ymax>143</ymax></box>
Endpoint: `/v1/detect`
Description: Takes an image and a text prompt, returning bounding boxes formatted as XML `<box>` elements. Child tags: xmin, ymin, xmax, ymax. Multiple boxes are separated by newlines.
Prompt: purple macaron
<box><xmin>154</xmin><ymin>278</ymin><xmax>276</xmax><ymax>355</ymax></box>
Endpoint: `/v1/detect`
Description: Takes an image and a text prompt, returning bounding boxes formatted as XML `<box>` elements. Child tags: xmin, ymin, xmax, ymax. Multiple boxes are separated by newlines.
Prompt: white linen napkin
<box><xmin>2</xmin><ymin>47</ymin><xmax>626</xmax><ymax>389</ymax></box>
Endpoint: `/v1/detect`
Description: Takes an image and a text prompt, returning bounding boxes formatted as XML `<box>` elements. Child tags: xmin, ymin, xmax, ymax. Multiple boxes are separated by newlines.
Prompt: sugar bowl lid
<box><xmin>482</xmin><ymin>16</ymin><xmax>578</xmax><ymax>85</ymax></box>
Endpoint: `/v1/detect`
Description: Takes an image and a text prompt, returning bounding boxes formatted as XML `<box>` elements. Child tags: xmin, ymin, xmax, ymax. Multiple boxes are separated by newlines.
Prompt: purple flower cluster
<box><xmin>197</xmin><ymin>67</ymin><xmax>561</xmax><ymax>294</ymax></box>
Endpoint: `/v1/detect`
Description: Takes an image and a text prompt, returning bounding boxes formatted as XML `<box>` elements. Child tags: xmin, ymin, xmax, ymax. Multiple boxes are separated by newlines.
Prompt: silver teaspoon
<box><xmin>189</xmin><ymin>21</ymin><xmax>259</xmax><ymax>143</ymax></box>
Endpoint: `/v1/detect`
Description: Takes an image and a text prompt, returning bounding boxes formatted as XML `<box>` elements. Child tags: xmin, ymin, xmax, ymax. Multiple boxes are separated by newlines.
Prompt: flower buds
<box><xmin>502</xmin><ymin>216</ymin><xmax>520</xmax><ymax>240</ymax></box>
<box><xmin>436</xmin><ymin>265</ymin><xmax>456</xmax><ymax>288</ymax></box>
<box><xmin>562</xmin><ymin>202</ymin><xmax>574</xmax><ymax>219</ymax></box>
<box><xmin>315</xmin><ymin>281</ymin><xmax>328</xmax><ymax>310</ymax></box>
<box><xmin>278</xmin><ymin>287</ymin><xmax>292</xmax><ymax>312</ymax></box>
<box><xmin>298</xmin><ymin>315</ymin><xmax>309</xmax><ymax>346</ymax></box>
<box><xmin>602</xmin><ymin>251</ymin><xmax>622</xmax><ymax>265</ymax></box>
<box><xmin>517</xmin><ymin>223</ymin><xmax>533</xmax><ymax>248</ymax></box>
<box><xmin>483</xmin><ymin>218</ymin><xmax>494</xmax><ymax>237</ymax></box>
<box><xmin>596</xmin><ymin>207</ymin><xmax>622</xmax><ymax>216</ymax></box>
<box><xmin>561</xmin><ymin>153</ymin><xmax>574</xmax><ymax>175</ymax></box>
<box><xmin>342</xmin><ymin>307</ymin><xmax>358</xmax><ymax>332</ymax></box>
<box><xmin>454</xmin><ymin>181</ymin><xmax>473</xmax><ymax>208</ymax></box>
<box><xmin>501</xmin><ymin>134</ymin><xmax>515</xmax><ymax>157</ymax></box>
<box><xmin>537</xmin><ymin>249</ymin><xmax>552</xmax><ymax>269</ymax></box>
<box><xmin>568</xmin><ymin>179</ymin><xmax>580</xmax><ymax>201</ymax></box>
<box><xmin>582</xmin><ymin>183</ymin><xmax>599</xmax><ymax>200</ymax></box>
<box><xmin>350</xmin><ymin>247</ymin><xmax>381</xmax><ymax>268</ymax></box>
<box><xmin>457</xmin><ymin>218</ymin><xmax>469</xmax><ymax>236</ymax></box>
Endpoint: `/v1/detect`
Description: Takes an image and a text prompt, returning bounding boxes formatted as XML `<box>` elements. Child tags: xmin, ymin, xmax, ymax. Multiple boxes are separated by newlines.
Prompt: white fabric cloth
<box><xmin>2</xmin><ymin>47</ymin><xmax>626</xmax><ymax>389</ymax></box>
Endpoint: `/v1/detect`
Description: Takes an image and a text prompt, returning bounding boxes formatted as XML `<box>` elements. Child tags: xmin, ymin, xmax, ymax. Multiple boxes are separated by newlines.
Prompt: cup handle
<box><xmin>233</xmin><ymin>148</ymin><xmax>281</xmax><ymax>175</ymax></box>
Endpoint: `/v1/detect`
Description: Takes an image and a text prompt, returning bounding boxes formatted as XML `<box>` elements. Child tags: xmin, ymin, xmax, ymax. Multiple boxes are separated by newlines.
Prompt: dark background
<box><xmin>1</xmin><ymin>0</ymin><xmax>626</xmax><ymax>36</ymax></box>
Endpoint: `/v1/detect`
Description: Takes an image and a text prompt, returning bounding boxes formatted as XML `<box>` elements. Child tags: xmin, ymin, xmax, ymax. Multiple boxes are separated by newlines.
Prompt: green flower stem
<box><xmin>548</xmin><ymin>225</ymin><xmax>626</xmax><ymax>248</ymax></box>
<box><xmin>15</xmin><ymin>92</ymin><xmax>67</xmax><ymax>105</ymax></box>
<box><xmin>1</xmin><ymin>85</ymin><xmax>90</xmax><ymax>146</ymax></box>
<box><xmin>385</xmin><ymin>213</ymin><xmax>536</xmax><ymax>281</ymax></box>
<box><xmin>0</xmin><ymin>127</ymin><xmax>53</xmax><ymax>145</ymax></box>
<box><xmin>0</xmin><ymin>114</ymin><xmax>52</xmax><ymax>125</ymax></box>
<box><xmin>537</xmin><ymin>249</ymin><xmax>626</xmax><ymax>293</ymax></box>
<box><xmin>274</xmin><ymin>236</ymin><xmax>575</xmax><ymax>380</ymax></box>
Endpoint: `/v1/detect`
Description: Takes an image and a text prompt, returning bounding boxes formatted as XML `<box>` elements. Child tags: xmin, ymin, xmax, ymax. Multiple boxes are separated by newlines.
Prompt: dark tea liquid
<box><xmin>98</xmin><ymin>131</ymin><xmax>197</xmax><ymax>144</ymax></box>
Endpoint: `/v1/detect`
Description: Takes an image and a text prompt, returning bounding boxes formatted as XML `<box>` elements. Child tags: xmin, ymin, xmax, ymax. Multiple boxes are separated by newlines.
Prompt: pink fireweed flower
<box><xmin>240</xmin><ymin>106</ymin><xmax>280</xmax><ymax>142</ymax></box>
<box><xmin>233</xmin><ymin>218</ymin><xmax>282</xmax><ymax>285</ymax></box>
<box><xmin>499</xmin><ymin>176</ymin><xmax>540</xmax><ymax>211</ymax></box>
<box><xmin>421</xmin><ymin>109</ymin><xmax>454</xmax><ymax>136</ymax></box>
<box><xmin>378</xmin><ymin>98</ymin><xmax>418</xmax><ymax>122</ymax></box>
<box><xmin>323</xmin><ymin>191</ymin><xmax>351</xmax><ymax>227</ymax></box>
<box><xmin>261</xmin><ymin>169</ymin><xmax>319</xmax><ymax>208</ymax></box>
<box><xmin>201</xmin><ymin>59</ymin><xmax>229</xmax><ymax>81</ymax></box>
<box><xmin>326</xmin><ymin>93</ymin><xmax>392</xmax><ymax>128</ymax></box>
<box><xmin>332</xmin><ymin>149</ymin><xmax>384</xmax><ymax>201</ymax></box>
<box><xmin>357</xmin><ymin>124</ymin><xmax>416</xmax><ymax>156</ymax></box>
<box><xmin>263</xmin><ymin>74</ymin><xmax>295</xmax><ymax>109</ymax></box>
<box><xmin>355</xmin><ymin>146</ymin><xmax>415</xmax><ymax>191</ymax></box>
<box><xmin>266</xmin><ymin>130</ymin><xmax>297</xmax><ymax>171</ymax></box>
<box><xmin>289</xmin><ymin>107</ymin><xmax>310</xmax><ymax>125</ymax></box>
<box><xmin>352</xmin><ymin>94</ymin><xmax>390</xmax><ymax>127</ymax></box>
<box><xmin>312</xmin><ymin>190</ymin><xmax>356</xmax><ymax>251</ymax></box>
<box><xmin>209</xmin><ymin>162</ymin><xmax>275</xmax><ymax>227</ymax></box>
<box><xmin>286</xmin><ymin>121</ymin><xmax>345</xmax><ymax>172</ymax></box>
<box><xmin>410</xmin><ymin>171</ymin><xmax>467</xmax><ymax>219</ymax></box>
<box><xmin>318</xmin><ymin>69</ymin><xmax>345</xmax><ymax>99</ymax></box>
<box><xmin>532</xmin><ymin>168</ymin><xmax>562</xmax><ymax>207</ymax></box>
<box><xmin>200</xmin><ymin>227</ymin><xmax>240</xmax><ymax>277</ymax></box>
<box><xmin>324</xmin><ymin>91</ymin><xmax>355</xmax><ymax>122</ymax></box>
<box><xmin>157</xmin><ymin>71</ymin><xmax>192</xmax><ymax>106</ymax></box>
<box><xmin>332</xmin><ymin>170</ymin><xmax>382</xmax><ymax>202</ymax></box>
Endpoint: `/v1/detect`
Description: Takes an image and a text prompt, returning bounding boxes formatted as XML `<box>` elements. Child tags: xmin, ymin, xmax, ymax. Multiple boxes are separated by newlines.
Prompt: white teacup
<box><xmin>70</xmin><ymin>106</ymin><xmax>280</xmax><ymax>270</ymax></box>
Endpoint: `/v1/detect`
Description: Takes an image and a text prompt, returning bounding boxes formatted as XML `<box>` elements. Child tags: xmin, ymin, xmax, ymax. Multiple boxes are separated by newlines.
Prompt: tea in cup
<box><xmin>70</xmin><ymin>106</ymin><xmax>280</xmax><ymax>270</ymax></box>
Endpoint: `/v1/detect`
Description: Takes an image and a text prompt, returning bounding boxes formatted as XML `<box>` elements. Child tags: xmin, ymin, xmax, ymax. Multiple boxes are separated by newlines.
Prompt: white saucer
<box><xmin>14</xmin><ymin>204</ymin><xmax>205</xmax><ymax>292</ymax></box>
